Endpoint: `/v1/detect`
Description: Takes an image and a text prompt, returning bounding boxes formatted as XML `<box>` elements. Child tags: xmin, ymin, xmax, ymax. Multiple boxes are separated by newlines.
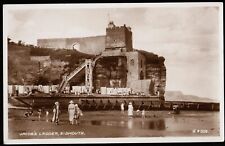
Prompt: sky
<box><xmin>4</xmin><ymin>4</ymin><xmax>223</xmax><ymax>99</ymax></box>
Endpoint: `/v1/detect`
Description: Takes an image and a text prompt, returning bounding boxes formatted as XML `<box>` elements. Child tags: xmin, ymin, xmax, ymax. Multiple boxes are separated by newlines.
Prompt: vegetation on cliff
<box><xmin>8</xmin><ymin>39</ymin><xmax>94</xmax><ymax>85</ymax></box>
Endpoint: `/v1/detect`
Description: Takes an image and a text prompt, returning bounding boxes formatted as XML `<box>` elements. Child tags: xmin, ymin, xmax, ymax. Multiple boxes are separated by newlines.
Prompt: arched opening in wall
<box><xmin>140</xmin><ymin>71</ymin><xmax>144</xmax><ymax>80</ymax></box>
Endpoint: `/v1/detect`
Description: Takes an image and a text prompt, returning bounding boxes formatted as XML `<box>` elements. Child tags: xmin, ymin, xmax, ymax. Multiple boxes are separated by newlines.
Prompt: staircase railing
<box><xmin>58</xmin><ymin>55</ymin><xmax>102</xmax><ymax>93</ymax></box>
<box><xmin>67</xmin><ymin>62</ymin><xmax>86</xmax><ymax>81</ymax></box>
<box><xmin>58</xmin><ymin>76</ymin><xmax>65</xmax><ymax>91</ymax></box>
<box><xmin>58</xmin><ymin>61</ymin><xmax>86</xmax><ymax>93</ymax></box>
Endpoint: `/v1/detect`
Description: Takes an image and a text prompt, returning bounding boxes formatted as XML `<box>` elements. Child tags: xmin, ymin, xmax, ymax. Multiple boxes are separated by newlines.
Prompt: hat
<box><xmin>69</xmin><ymin>100</ymin><xmax>74</xmax><ymax>104</ymax></box>
<box><xmin>75</xmin><ymin>104</ymin><xmax>78</xmax><ymax>107</ymax></box>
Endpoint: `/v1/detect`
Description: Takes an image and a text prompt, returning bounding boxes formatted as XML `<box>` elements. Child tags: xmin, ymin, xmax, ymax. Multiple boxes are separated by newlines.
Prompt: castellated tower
<box><xmin>105</xmin><ymin>21</ymin><xmax>133</xmax><ymax>52</ymax></box>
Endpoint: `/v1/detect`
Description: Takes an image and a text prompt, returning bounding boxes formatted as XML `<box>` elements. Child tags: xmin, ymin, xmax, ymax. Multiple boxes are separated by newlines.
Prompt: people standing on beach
<box><xmin>74</xmin><ymin>104</ymin><xmax>83</xmax><ymax>124</ymax></box>
<box><xmin>74</xmin><ymin>104</ymin><xmax>82</xmax><ymax>119</ymax></box>
<box><xmin>52</xmin><ymin>101</ymin><xmax>60</xmax><ymax>125</ymax></box>
<box><xmin>37</xmin><ymin>109</ymin><xmax>42</xmax><ymax>120</ymax></box>
<box><xmin>45</xmin><ymin>110</ymin><xmax>49</xmax><ymax>122</ymax></box>
<box><xmin>141</xmin><ymin>110</ymin><xmax>145</xmax><ymax>118</ymax></box>
<box><xmin>68</xmin><ymin>100</ymin><xmax>75</xmax><ymax>125</ymax></box>
<box><xmin>121</xmin><ymin>102</ymin><xmax>125</xmax><ymax>113</ymax></box>
<box><xmin>139</xmin><ymin>102</ymin><xmax>145</xmax><ymax>118</ymax></box>
<box><xmin>128</xmin><ymin>102</ymin><xmax>133</xmax><ymax>117</ymax></box>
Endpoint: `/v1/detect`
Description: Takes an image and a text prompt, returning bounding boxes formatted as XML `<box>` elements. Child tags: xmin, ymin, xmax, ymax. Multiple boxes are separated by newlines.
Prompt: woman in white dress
<box><xmin>68</xmin><ymin>100</ymin><xmax>75</xmax><ymax>125</ymax></box>
<box><xmin>128</xmin><ymin>102</ymin><xmax>133</xmax><ymax>117</ymax></box>
<box><xmin>52</xmin><ymin>101</ymin><xmax>60</xmax><ymax>125</ymax></box>
<box><xmin>121</xmin><ymin>102</ymin><xmax>124</xmax><ymax>113</ymax></box>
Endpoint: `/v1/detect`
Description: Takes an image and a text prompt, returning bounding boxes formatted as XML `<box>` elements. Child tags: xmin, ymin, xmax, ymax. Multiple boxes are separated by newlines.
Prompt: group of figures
<box><xmin>121</xmin><ymin>102</ymin><xmax>145</xmax><ymax>118</ymax></box>
<box><xmin>24</xmin><ymin>101</ymin><xmax>146</xmax><ymax>125</ymax></box>
<box><xmin>51</xmin><ymin>101</ymin><xmax>83</xmax><ymax>125</ymax></box>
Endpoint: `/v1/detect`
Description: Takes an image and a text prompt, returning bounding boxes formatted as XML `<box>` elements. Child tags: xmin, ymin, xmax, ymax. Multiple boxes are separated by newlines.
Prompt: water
<box><xmin>8</xmin><ymin>109</ymin><xmax>220</xmax><ymax>139</ymax></box>
<box><xmin>83</xmin><ymin>117</ymin><xmax>166</xmax><ymax>130</ymax></box>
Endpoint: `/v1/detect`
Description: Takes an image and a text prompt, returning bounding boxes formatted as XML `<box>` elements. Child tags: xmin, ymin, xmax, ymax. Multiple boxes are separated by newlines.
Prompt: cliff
<box><xmin>8</xmin><ymin>42</ymin><xmax>94</xmax><ymax>85</ymax></box>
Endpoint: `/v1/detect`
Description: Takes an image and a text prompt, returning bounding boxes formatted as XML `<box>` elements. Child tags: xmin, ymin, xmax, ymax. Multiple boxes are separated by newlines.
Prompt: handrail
<box><xmin>58</xmin><ymin>62</ymin><xmax>86</xmax><ymax>93</ymax></box>
<box><xmin>58</xmin><ymin>55</ymin><xmax>102</xmax><ymax>93</ymax></box>
<box><xmin>67</xmin><ymin>62</ymin><xmax>86</xmax><ymax>80</ymax></box>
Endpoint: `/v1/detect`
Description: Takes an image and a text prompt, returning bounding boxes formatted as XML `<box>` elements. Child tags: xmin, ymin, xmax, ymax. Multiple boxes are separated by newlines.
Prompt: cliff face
<box><xmin>93</xmin><ymin>56</ymin><xmax>127</xmax><ymax>90</ymax></box>
<box><xmin>145</xmin><ymin>63</ymin><xmax>166</xmax><ymax>96</ymax></box>
<box><xmin>8</xmin><ymin>42</ymin><xmax>93</xmax><ymax>85</ymax></box>
<box><xmin>8</xmin><ymin>43</ymin><xmax>39</xmax><ymax>85</ymax></box>
<box><xmin>92</xmin><ymin>50</ymin><xmax>166</xmax><ymax>96</ymax></box>
<box><xmin>138</xmin><ymin>50</ymin><xmax>166</xmax><ymax>96</ymax></box>
<box><xmin>8</xmin><ymin>42</ymin><xmax>166</xmax><ymax>96</ymax></box>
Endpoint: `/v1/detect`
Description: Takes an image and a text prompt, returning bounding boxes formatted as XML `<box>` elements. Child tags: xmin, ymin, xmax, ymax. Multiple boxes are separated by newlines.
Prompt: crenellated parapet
<box><xmin>105</xmin><ymin>21</ymin><xmax>133</xmax><ymax>52</ymax></box>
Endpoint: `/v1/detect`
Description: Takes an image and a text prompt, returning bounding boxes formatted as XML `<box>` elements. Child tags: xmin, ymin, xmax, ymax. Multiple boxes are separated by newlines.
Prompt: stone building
<box><xmin>37</xmin><ymin>21</ymin><xmax>166</xmax><ymax>97</ymax></box>
<box><xmin>94</xmin><ymin>21</ymin><xmax>166</xmax><ymax>97</ymax></box>
<box><xmin>37</xmin><ymin>36</ymin><xmax>105</xmax><ymax>55</ymax></box>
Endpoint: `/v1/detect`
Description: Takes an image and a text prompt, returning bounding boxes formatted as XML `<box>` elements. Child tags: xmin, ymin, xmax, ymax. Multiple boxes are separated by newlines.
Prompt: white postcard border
<box><xmin>3</xmin><ymin>2</ymin><xmax>224</xmax><ymax>144</ymax></box>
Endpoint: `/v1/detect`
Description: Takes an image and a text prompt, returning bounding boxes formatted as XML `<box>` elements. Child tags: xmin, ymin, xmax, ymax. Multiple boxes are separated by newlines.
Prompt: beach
<box><xmin>8</xmin><ymin>109</ymin><xmax>220</xmax><ymax>139</ymax></box>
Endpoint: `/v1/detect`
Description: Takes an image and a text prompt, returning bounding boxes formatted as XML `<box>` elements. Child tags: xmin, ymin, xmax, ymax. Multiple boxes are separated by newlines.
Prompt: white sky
<box><xmin>4</xmin><ymin>4</ymin><xmax>223</xmax><ymax>99</ymax></box>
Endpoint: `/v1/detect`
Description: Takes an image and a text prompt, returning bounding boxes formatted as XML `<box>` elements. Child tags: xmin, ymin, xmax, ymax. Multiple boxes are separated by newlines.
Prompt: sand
<box><xmin>8</xmin><ymin>109</ymin><xmax>220</xmax><ymax>139</ymax></box>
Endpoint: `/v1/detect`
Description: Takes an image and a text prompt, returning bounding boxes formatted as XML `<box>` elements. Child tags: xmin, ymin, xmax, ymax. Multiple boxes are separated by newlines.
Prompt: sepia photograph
<box><xmin>3</xmin><ymin>3</ymin><xmax>224</xmax><ymax>144</ymax></box>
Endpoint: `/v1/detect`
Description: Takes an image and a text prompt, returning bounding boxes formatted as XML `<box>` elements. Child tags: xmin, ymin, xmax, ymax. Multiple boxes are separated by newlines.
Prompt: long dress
<box><xmin>74</xmin><ymin>105</ymin><xmax>83</xmax><ymax>119</ymax></box>
<box><xmin>128</xmin><ymin>104</ymin><xmax>133</xmax><ymax>116</ymax></box>
<box><xmin>56</xmin><ymin>105</ymin><xmax>59</xmax><ymax>122</ymax></box>
<box><xmin>121</xmin><ymin>103</ymin><xmax>124</xmax><ymax>111</ymax></box>
<box><xmin>52</xmin><ymin>106</ymin><xmax>56</xmax><ymax>122</ymax></box>
<box><xmin>52</xmin><ymin>105</ymin><xmax>60</xmax><ymax>123</ymax></box>
<box><xmin>68</xmin><ymin>103</ymin><xmax>75</xmax><ymax>123</ymax></box>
